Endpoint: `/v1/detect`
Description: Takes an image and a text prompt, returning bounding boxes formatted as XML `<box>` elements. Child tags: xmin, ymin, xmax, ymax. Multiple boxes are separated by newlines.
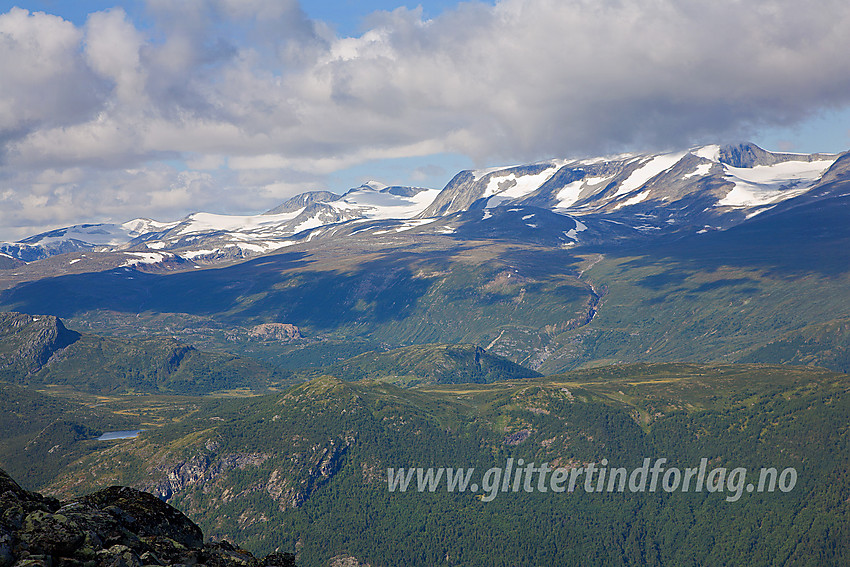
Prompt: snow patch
<box><xmin>394</xmin><ymin>218</ymin><xmax>434</xmax><ymax>233</ymax></box>
<box><xmin>555</xmin><ymin>180</ymin><xmax>585</xmax><ymax>208</ymax></box>
<box><xmin>237</xmin><ymin>243</ymin><xmax>267</xmax><ymax>253</ymax></box>
<box><xmin>564</xmin><ymin>219</ymin><xmax>588</xmax><ymax>240</ymax></box>
<box><xmin>614</xmin><ymin>191</ymin><xmax>651</xmax><ymax>210</ymax></box>
<box><xmin>482</xmin><ymin>166</ymin><xmax>561</xmax><ymax>206</ymax></box>
<box><xmin>121</xmin><ymin>252</ymin><xmax>168</xmax><ymax>267</ymax></box>
<box><xmin>181</xmin><ymin>248</ymin><xmax>220</xmax><ymax>259</ymax></box>
<box><xmin>25</xmin><ymin>223</ymin><xmax>143</xmax><ymax>247</ymax></box>
<box><xmin>472</xmin><ymin>165</ymin><xmax>514</xmax><ymax>182</ymax></box>
<box><xmin>362</xmin><ymin>180</ymin><xmax>387</xmax><ymax>191</ymax></box>
<box><xmin>291</xmin><ymin>215</ymin><xmax>329</xmax><ymax>234</ymax></box>
<box><xmin>693</xmin><ymin>145</ymin><xmax>721</xmax><ymax>161</ymax></box>
<box><xmin>555</xmin><ymin>177</ymin><xmax>613</xmax><ymax>209</ymax></box>
<box><xmin>717</xmin><ymin>159</ymin><xmax>835</xmax><ymax>207</ymax></box>
<box><xmin>615</xmin><ymin>152</ymin><xmax>688</xmax><ymax>196</ymax></box>
<box><xmin>122</xmin><ymin>218</ymin><xmax>179</xmax><ymax>236</ymax></box>
<box><xmin>178</xmin><ymin>210</ymin><xmax>305</xmax><ymax>235</ymax></box>
<box><xmin>745</xmin><ymin>205</ymin><xmax>776</xmax><ymax>219</ymax></box>
<box><xmin>683</xmin><ymin>163</ymin><xmax>713</xmax><ymax>179</ymax></box>
<box><xmin>335</xmin><ymin>187</ymin><xmax>441</xmax><ymax>220</ymax></box>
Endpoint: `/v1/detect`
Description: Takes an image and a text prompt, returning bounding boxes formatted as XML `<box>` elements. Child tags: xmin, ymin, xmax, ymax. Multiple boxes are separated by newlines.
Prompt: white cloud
<box><xmin>2</xmin><ymin>0</ymin><xmax>850</xmax><ymax>240</ymax></box>
<box><xmin>0</xmin><ymin>8</ymin><xmax>103</xmax><ymax>143</ymax></box>
<box><xmin>84</xmin><ymin>9</ymin><xmax>146</xmax><ymax>107</ymax></box>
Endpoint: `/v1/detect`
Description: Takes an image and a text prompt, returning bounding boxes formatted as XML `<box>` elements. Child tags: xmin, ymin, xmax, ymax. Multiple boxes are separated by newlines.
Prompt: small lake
<box><xmin>97</xmin><ymin>430</ymin><xmax>143</xmax><ymax>441</ymax></box>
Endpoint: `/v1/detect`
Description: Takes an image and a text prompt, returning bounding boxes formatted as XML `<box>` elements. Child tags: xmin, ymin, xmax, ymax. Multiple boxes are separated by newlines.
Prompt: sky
<box><xmin>1</xmin><ymin>0</ymin><xmax>850</xmax><ymax>241</ymax></box>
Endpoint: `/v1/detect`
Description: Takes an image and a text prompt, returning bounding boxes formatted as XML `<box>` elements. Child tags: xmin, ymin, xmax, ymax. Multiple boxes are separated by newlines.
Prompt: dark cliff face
<box><xmin>0</xmin><ymin>313</ymin><xmax>81</xmax><ymax>377</ymax></box>
<box><xmin>0</xmin><ymin>468</ymin><xmax>296</xmax><ymax>567</ymax></box>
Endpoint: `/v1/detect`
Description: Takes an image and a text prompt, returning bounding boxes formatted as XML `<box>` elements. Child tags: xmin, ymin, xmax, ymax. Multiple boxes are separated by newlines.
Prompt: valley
<box><xmin>1</xmin><ymin>141</ymin><xmax>849</xmax><ymax>565</ymax></box>
<box><xmin>2</xmin><ymin>363</ymin><xmax>845</xmax><ymax>566</ymax></box>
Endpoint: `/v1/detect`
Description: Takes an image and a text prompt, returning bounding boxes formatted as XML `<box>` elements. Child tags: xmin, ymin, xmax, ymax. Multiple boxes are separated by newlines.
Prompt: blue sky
<box><xmin>4</xmin><ymin>1</ymin><xmax>470</xmax><ymax>33</ymax></box>
<box><xmin>1</xmin><ymin>0</ymin><xmax>849</xmax><ymax>239</ymax></box>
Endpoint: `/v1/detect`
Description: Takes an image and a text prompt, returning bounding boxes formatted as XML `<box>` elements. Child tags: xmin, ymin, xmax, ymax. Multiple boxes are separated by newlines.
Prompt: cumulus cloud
<box><xmin>2</xmin><ymin>0</ymin><xmax>850</xmax><ymax>239</ymax></box>
<box><xmin>0</xmin><ymin>8</ymin><xmax>104</xmax><ymax>149</ymax></box>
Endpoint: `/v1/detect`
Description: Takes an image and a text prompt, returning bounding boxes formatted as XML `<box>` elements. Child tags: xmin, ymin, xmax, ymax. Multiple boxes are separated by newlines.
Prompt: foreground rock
<box><xmin>0</xmin><ymin>468</ymin><xmax>295</xmax><ymax>567</ymax></box>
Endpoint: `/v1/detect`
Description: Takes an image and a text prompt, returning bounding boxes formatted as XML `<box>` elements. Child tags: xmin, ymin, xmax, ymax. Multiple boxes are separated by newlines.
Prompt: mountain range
<box><xmin>2</xmin><ymin>142</ymin><xmax>844</xmax><ymax>267</ymax></box>
<box><xmin>2</xmin><ymin>141</ymin><xmax>850</xmax><ymax>376</ymax></box>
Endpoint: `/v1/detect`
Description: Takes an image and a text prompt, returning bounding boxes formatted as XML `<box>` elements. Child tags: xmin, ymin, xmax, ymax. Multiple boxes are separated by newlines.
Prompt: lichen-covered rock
<box><xmin>20</xmin><ymin>511</ymin><xmax>84</xmax><ymax>556</ymax></box>
<box><xmin>0</xmin><ymin>469</ymin><xmax>296</xmax><ymax>567</ymax></box>
<box><xmin>78</xmin><ymin>486</ymin><xmax>203</xmax><ymax>549</ymax></box>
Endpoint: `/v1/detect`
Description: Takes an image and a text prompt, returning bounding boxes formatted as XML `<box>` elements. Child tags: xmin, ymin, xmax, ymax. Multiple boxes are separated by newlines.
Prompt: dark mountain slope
<box><xmin>0</xmin><ymin>241</ymin><xmax>597</xmax><ymax>369</ymax></box>
<box><xmin>306</xmin><ymin>343</ymin><xmax>541</xmax><ymax>386</ymax></box>
<box><xmin>0</xmin><ymin>311</ymin><xmax>287</xmax><ymax>394</ymax></box>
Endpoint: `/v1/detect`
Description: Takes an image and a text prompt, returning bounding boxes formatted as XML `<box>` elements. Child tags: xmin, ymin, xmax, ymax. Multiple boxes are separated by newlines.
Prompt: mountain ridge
<box><xmin>2</xmin><ymin>142</ymin><xmax>844</xmax><ymax>268</ymax></box>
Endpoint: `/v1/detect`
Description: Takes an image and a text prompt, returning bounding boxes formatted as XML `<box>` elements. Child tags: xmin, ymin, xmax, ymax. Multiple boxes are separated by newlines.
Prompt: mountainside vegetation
<box><xmin>737</xmin><ymin>317</ymin><xmax>850</xmax><ymax>373</ymax></box>
<box><xmin>12</xmin><ymin>363</ymin><xmax>846</xmax><ymax>567</ymax></box>
<box><xmin>295</xmin><ymin>343</ymin><xmax>541</xmax><ymax>386</ymax></box>
<box><xmin>0</xmin><ymin>311</ymin><xmax>289</xmax><ymax>394</ymax></box>
<box><xmin>0</xmin><ymin>310</ymin><xmax>541</xmax><ymax>396</ymax></box>
<box><xmin>0</xmin><ymin>240</ymin><xmax>600</xmax><ymax>371</ymax></box>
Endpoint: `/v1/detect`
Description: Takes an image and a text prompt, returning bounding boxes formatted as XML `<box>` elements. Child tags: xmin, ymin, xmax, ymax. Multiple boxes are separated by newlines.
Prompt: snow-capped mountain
<box><xmin>2</xmin><ymin>143</ymin><xmax>845</xmax><ymax>268</ymax></box>
<box><xmin>420</xmin><ymin>142</ymin><xmax>838</xmax><ymax>230</ymax></box>
<box><xmin>1</xmin><ymin>183</ymin><xmax>443</xmax><ymax>265</ymax></box>
<box><xmin>0</xmin><ymin>219</ymin><xmax>178</xmax><ymax>262</ymax></box>
<box><xmin>129</xmin><ymin>183</ymin><xmax>444</xmax><ymax>263</ymax></box>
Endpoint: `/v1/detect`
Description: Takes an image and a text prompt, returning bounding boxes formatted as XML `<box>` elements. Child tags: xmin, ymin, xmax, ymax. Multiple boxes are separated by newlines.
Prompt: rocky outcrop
<box><xmin>266</xmin><ymin>439</ymin><xmax>351</xmax><ymax>510</ymax></box>
<box><xmin>503</xmin><ymin>429</ymin><xmax>531</xmax><ymax>446</ymax></box>
<box><xmin>263</xmin><ymin>191</ymin><xmax>341</xmax><ymax>215</ymax></box>
<box><xmin>139</xmin><ymin>435</ymin><xmax>349</xmax><ymax>514</ymax></box>
<box><xmin>147</xmin><ymin>452</ymin><xmax>271</xmax><ymax>501</ymax></box>
<box><xmin>249</xmin><ymin>324</ymin><xmax>302</xmax><ymax>342</ymax></box>
<box><xmin>328</xmin><ymin>556</ymin><xmax>371</xmax><ymax>567</ymax></box>
<box><xmin>0</xmin><ymin>468</ymin><xmax>296</xmax><ymax>567</ymax></box>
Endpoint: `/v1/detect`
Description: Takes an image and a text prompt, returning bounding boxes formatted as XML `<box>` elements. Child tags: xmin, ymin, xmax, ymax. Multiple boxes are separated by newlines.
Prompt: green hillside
<box><xmin>298</xmin><ymin>343</ymin><xmax>541</xmax><ymax>386</ymax></box>
<box><xmin>1</xmin><ymin>311</ymin><xmax>542</xmax><ymax>394</ymax></box>
<box><xmin>0</xmin><ymin>311</ymin><xmax>289</xmax><ymax>394</ymax></box>
<box><xmin>531</xmin><ymin>251</ymin><xmax>850</xmax><ymax>373</ymax></box>
<box><xmin>0</xmin><ymin>381</ymin><xmax>141</xmax><ymax>488</ymax></box>
<box><xmin>0</xmin><ymin>312</ymin><xmax>80</xmax><ymax>378</ymax></box>
<box><xmin>737</xmin><ymin>317</ymin><xmax>850</xmax><ymax>372</ymax></box>
<box><xmin>28</xmin><ymin>363</ymin><xmax>850</xmax><ymax>567</ymax></box>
